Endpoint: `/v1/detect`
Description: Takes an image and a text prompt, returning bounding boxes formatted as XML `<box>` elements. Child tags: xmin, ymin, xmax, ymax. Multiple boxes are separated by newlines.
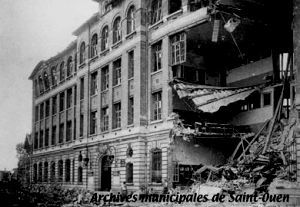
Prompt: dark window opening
<box><xmin>169</xmin><ymin>0</ymin><xmax>182</xmax><ymax>14</ymax></box>
<box><xmin>101</xmin><ymin>26</ymin><xmax>109</xmax><ymax>51</ymax></box>
<box><xmin>113</xmin><ymin>103</ymin><xmax>121</xmax><ymax>129</ymax></box>
<box><xmin>101</xmin><ymin>107</ymin><xmax>109</xmax><ymax>132</ymax></box>
<box><xmin>67</xmin><ymin>56</ymin><xmax>73</xmax><ymax>77</ymax></box>
<box><xmin>101</xmin><ymin>66</ymin><xmax>109</xmax><ymax>91</ymax></box>
<box><xmin>171</xmin><ymin>33</ymin><xmax>186</xmax><ymax>66</ymax></box>
<box><xmin>90</xmin><ymin>111</ymin><xmax>97</xmax><ymax>135</ymax></box>
<box><xmin>52</xmin><ymin>96</ymin><xmax>57</xmax><ymax>115</ymax></box>
<box><xmin>263</xmin><ymin>92</ymin><xmax>271</xmax><ymax>106</ymax></box>
<box><xmin>66</xmin><ymin>121</ymin><xmax>72</xmax><ymax>142</ymax></box>
<box><xmin>59</xmin><ymin>123</ymin><xmax>64</xmax><ymax>144</ymax></box>
<box><xmin>78</xmin><ymin>166</ymin><xmax>83</xmax><ymax>183</ymax></box>
<box><xmin>152</xmin><ymin>91</ymin><xmax>162</xmax><ymax>121</ymax></box>
<box><xmin>80</xmin><ymin>114</ymin><xmax>84</xmax><ymax>137</ymax></box>
<box><xmin>39</xmin><ymin>130</ymin><xmax>44</xmax><ymax>149</ymax></box>
<box><xmin>152</xmin><ymin>42</ymin><xmax>162</xmax><ymax>72</ymax></box>
<box><xmin>126</xmin><ymin>162</ymin><xmax>133</xmax><ymax>183</ymax></box>
<box><xmin>40</xmin><ymin>103</ymin><xmax>44</xmax><ymax>120</ymax></box>
<box><xmin>43</xmin><ymin>162</ymin><xmax>48</xmax><ymax>182</ymax></box>
<box><xmin>59</xmin><ymin>62</ymin><xmax>65</xmax><ymax>81</ymax></box>
<box><xmin>59</xmin><ymin>92</ymin><xmax>65</xmax><ymax>112</ymax></box>
<box><xmin>45</xmin><ymin>128</ymin><xmax>49</xmax><ymax>147</ymax></box>
<box><xmin>189</xmin><ymin>0</ymin><xmax>210</xmax><ymax>12</ymax></box>
<box><xmin>113</xmin><ymin>17</ymin><xmax>121</xmax><ymax>44</ymax></box>
<box><xmin>80</xmin><ymin>77</ymin><xmax>85</xmax><ymax>100</ymax></box>
<box><xmin>67</xmin><ymin>88</ymin><xmax>72</xmax><ymax>109</ymax></box>
<box><xmin>50</xmin><ymin>162</ymin><xmax>55</xmax><ymax>182</ymax></box>
<box><xmin>45</xmin><ymin>100</ymin><xmax>50</xmax><ymax>117</ymax></box>
<box><xmin>113</xmin><ymin>59</ymin><xmax>121</xmax><ymax>86</ymax></box>
<box><xmin>80</xmin><ymin>42</ymin><xmax>86</xmax><ymax>65</ymax></box>
<box><xmin>91</xmin><ymin>72</ymin><xmax>98</xmax><ymax>96</ymax></box>
<box><xmin>128</xmin><ymin>51</ymin><xmax>134</xmax><ymax>79</ymax></box>
<box><xmin>127</xmin><ymin>6</ymin><xmax>135</xmax><ymax>34</ymax></box>
<box><xmin>91</xmin><ymin>34</ymin><xmax>98</xmax><ymax>58</ymax></box>
<box><xmin>58</xmin><ymin>160</ymin><xmax>63</xmax><ymax>182</ymax></box>
<box><xmin>51</xmin><ymin>126</ymin><xmax>56</xmax><ymax>146</ymax></box>
<box><xmin>65</xmin><ymin>159</ymin><xmax>71</xmax><ymax>182</ymax></box>
<box><xmin>151</xmin><ymin>148</ymin><xmax>162</xmax><ymax>183</ymax></box>
<box><xmin>128</xmin><ymin>97</ymin><xmax>134</xmax><ymax>125</ymax></box>
<box><xmin>150</xmin><ymin>0</ymin><xmax>162</xmax><ymax>25</ymax></box>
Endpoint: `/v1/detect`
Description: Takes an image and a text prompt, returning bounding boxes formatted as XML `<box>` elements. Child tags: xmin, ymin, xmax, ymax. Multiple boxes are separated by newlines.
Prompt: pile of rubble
<box><xmin>192</xmin><ymin>109</ymin><xmax>298</xmax><ymax>194</ymax></box>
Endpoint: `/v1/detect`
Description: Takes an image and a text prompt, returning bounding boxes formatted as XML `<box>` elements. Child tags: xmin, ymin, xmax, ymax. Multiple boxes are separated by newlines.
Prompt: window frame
<box><xmin>152</xmin><ymin>42</ymin><xmax>162</xmax><ymax>72</ymax></box>
<box><xmin>101</xmin><ymin>26</ymin><xmax>109</xmax><ymax>51</ymax></box>
<box><xmin>113</xmin><ymin>59</ymin><xmax>122</xmax><ymax>86</ymax></box>
<box><xmin>171</xmin><ymin>32</ymin><xmax>186</xmax><ymax>66</ymax></box>
<box><xmin>127</xmin><ymin>6</ymin><xmax>135</xmax><ymax>34</ymax></box>
<box><xmin>151</xmin><ymin>0</ymin><xmax>162</xmax><ymax>25</ymax></box>
<box><xmin>112</xmin><ymin>102</ymin><xmax>121</xmax><ymax>129</ymax></box>
<box><xmin>151</xmin><ymin>148</ymin><xmax>162</xmax><ymax>183</ymax></box>
<box><xmin>113</xmin><ymin>17</ymin><xmax>122</xmax><ymax>44</ymax></box>
<box><xmin>152</xmin><ymin>91</ymin><xmax>162</xmax><ymax>121</ymax></box>
<box><xmin>79</xmin><ymin>42</ymin><xmax>86</xmax><ymax>65</ymax></box>
<box><xmin>91</xmin><ymin>34</ymin><xmax>98</xmax><ymax>58</ymax></box>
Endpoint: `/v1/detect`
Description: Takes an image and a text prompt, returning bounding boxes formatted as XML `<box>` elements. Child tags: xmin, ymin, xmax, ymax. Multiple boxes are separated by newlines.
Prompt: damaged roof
<box><xmin>172</xmin><ymin>80</ymin><xmax>257</xmax><ymax>113</ymax></box>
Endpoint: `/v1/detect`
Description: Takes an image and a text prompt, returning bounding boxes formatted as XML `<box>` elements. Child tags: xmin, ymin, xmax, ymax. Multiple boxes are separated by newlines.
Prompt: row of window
<box><xmin>32</xmin><ymin>148</ymin><xmax>162</xmax><ymax>184</ymax></box>
<box><xmin>240</xmin><ymin>92</ymin><xmax>271</xmax><ymax>112</ymax></box>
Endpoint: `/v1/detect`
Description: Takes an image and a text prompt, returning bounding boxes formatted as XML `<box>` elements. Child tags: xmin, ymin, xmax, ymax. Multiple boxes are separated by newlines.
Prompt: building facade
<box><xmin>29</xmin><ymin>0</ymin><xmax>291</xmax><ymax>192</ymax></box>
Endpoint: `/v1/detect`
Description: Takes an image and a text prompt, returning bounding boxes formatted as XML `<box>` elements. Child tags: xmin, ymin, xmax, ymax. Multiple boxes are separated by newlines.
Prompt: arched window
<box><xmin>44</xmin><ymin>162</ymin><xmax>48</xmax><ymax>182</ymax></box>
<box><xmin>38</xmin><ymin>162</ymin><xmax>43</xmax><ymax>182</ymax></box>
<box><xmin>38</xmin><ymin>75</ymin><xmax>44</xmax><ymax>93</ymax></box>
<box><xmin>78</xmin><ymin>166</ymin><xmax>83</xmax><ymax>183</ymax></box>
<box><xmin>91</xmin><ymin>34</ymin><xmax>98</xmax><ymax>58</ymax></box>
<box><xmin>67</xmin><ymin>56</ymin><xmax>73</xmax><ymax>77</ymax></box>
<box><xmin>101</xmin><ymin>26</ymin><xmax>109</xmax><ymax>51</ymax></box>
<box><xmin>50</xmin><ymin>161</ymin><xmax>55</xmax><ymax>182</ymax></box>
<box><xmin>80</xmin><ymin>42</ymin><xmax>86</xmax><ymax>64</ymax></box>
<box><xmin>43</xmin><ymin>72</ymin><xmax>50</xmax><ymax>90</ymax></box>
<box><xmin>151</xmin><ymin>148</ymin><xmax>162</xmax><ymax>183</ymax></box>
<box><xmin>126</xmin><ymin>162</ymin><xmax>133</xmax><ymax>183</ymax></box>
<box><xmin>113</xmin><ymin>17</ymin><xmax>121</xmax><ymax>44</ymax></box>
<box><xmin>65</xmin><ymin>159</ymin><xmax>71</xmax><ymax>182</ymax></box>
<box><xmin>59</xmin><ymin>62</ymin><xmax>65</xmax><ymax>81</ymax></box>
<box><xmin>127</xmin><ymin>6</ymin><xmax>135</xmax><ymax>34</ymax></box>
<box><xmin>33</xmin><ymin>163</ymin><xmax>37</xmax><ymax>183</ymax></box>
<box><xmin>51</xmin><ymin>66</ymin><xmax>57</xmax><ymax>86</ymax></box>
<box><xmin>58</xmin><ymin>160</ymin><xmax>63</xmax><ymax>182</ymax></box>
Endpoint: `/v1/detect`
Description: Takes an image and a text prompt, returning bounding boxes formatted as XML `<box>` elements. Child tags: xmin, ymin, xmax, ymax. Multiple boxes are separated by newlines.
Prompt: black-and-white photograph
<box><xmin>0</xmin><ymin>0</ymin><xmax>297</xmax><ymax>206</ymax></box>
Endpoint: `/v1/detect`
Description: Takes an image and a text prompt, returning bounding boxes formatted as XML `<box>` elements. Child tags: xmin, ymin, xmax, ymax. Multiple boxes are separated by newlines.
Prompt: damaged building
<box><xmin>29</xmin><ymin>0</ymin><xmax>294</xmax><ymax>193</ymax></box>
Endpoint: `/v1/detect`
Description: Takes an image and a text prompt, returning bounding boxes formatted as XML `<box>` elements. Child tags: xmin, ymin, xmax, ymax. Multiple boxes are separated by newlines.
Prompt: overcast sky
<box><xmin>0</xmin><ymin>0</ymin><xmax>98</xmax><ymax>170</ymax></box>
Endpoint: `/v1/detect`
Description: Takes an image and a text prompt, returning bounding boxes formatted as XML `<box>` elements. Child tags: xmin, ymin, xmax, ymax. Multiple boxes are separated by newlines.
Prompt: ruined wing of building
<box><xmin>28</xmin><ymin>0</ymin><xmax>293</xmax><ymax>192</ymax></box>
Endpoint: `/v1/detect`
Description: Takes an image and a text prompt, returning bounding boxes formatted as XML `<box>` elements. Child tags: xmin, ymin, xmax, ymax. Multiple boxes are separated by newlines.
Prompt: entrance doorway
<box><xmin>100</xmin><ymin>155</ymin><xmax>114</xmax><ymax>191</ymax></box>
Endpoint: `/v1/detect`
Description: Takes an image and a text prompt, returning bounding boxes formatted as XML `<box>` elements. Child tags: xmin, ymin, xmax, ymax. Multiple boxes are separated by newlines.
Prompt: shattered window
<box><xmin>151</xmin><ymin>148</ymin><xmax>162</xmax><ymax>183</ymax></box>
<box><xmin>171</xmin><ymin>33</ymin><xmax>186</xmax><ymax>66</ymax></box>
<box><xmin>150</xmin><ymin>0</ymin><xmax>162</xmax><ymax>25</ymax></box>
<box><xmin>152</xmin><ymin>91</ymin><xmax>162</xmax><ymax>121</ymax></box>
<box><xmin>152</xmin><ymin>42</ymin><xmax>162</xmax><ymax>72</ymax></box>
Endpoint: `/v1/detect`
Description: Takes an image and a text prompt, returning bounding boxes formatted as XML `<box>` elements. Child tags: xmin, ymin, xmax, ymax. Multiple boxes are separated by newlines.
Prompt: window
<box><xmin>67</xmin><ymin>56</ymin><xmax>73</xmax><ymax>77</ymax></box>
<box><xmin>80</xmin><ymin>114</ymin><xmax>84</xmax><ymax>137</ymax></box>
<box><xmin>44</xmin><ymin>162</ymin><xmax>48</xmax><ymax>182</ymax></box>
<box><xmin>73</xmin><ymin>118</ymin><xmax>76</xmax><ymax>140</ymax></box>
<box><xmin>35</xmin><ymin>106</ymin><xmax>39</xmax><ymax>121</ymax></box>
<box><xmin>113</xmin><ymin>59</ymin><xmax>121</xmax><ymax>86</ymax></box>
<box><xmin>80</xmin><ymin>42</ymin><xmax>86</xmax><ymax>65</ymax></box>
<box><xmin>101</xmin><ymin>66</ymin><xmax>109</xmax><ymax>91</ymax></box>
<box><xmin>128</xmin><ymin>97</ymin><xmax>134</xmax><ymax>125</ymax></box>
<box><xmin>78</xmin><ymin>166</ymin><xmax>83</xmax><ymax>183</ymax></box>
<box><xmin>171</xmin><ymin>33</ymin><xmax>186</xmax><ymax>65</ymax></box>
<box><xmin>65</xmin><ymin>159</ymin><xmax>71</xmax><ymax>182</ymax></box>
<box><xmin>173</xmin><ymin>162</ymin><xmax>179</xmax><ymax>182</ymax></box>
<box><xmin>126</xmin><ymin>162</ymin><xmax>133</xmax><ymax>183</ymax></box>
<box><xmin>40</xmin><ymin>103</ymin><xmax>44</xmax><ymax>120</ymax></box>
<box><xmin>169</xmin><ymin>0</ymin><xmax>182</xmax><ymax>14</ymax></box>
<box><xmin>58</xmin><ymin>160</ymin><xmax>63</xmax><ymax>182</ymax></box>
<box><xmin>59</xmin><ymin>123</ymin><xmax>64</xmax><ymax>144</ymax></box>
<box><xmin>151</xmin><ymin>148</ymin><xmax>162</xmax><ymax>183</ymax></box>
<box><xmin>152</xmin><ymin>91</ymin><xmax>162</xmax><ymax>121</ymax></box>
<box><xmin>151</xmin><ymin>0</ymin><xmax>162</xmax><ymax>24</ymax></box>
<box><xmin>90</xmin><ymin>111</ymin><xmax>97</xmax><ymax>135</ymax></box>
<box><xmin>38</xmin><ymin>75</ymin><xmax>44</xmax><ymax>93</ymax></box>
<box><xmin>67</xmin><ymin>88</ymin><xmax>72</xmax><ymax>109</ymax></box>
<box><xmin>249</xmin><ymin>92</ymin><xmax>261</xmax><ymax>110</ymax></box>
<box><xmin>263</xmin><ymin>92</ymin><xmax>271</xmax><ymax>106</ymax></box>
<box><xmin>35</xmin><ymin>79</ymin><xmax>39</xmax><ymax>97</ymax></box>
<box><xmin>45</xmin><ymin>100</ymin><xmax>50</xmax><ymax>117</ymax></box>
<box><xmin>50</xmin><ymin>162</ymin><xmax>55</xmax><ymax>182</ymax></box>
<box><xmin>152</xmin><ymin>42</ymin><xmax>162</xmax><ymax>72</ymax></box>
<box><xmin>45</xmin><ymin>128</ymin><xmax>49</xmax><ymax>147</ymax></box>
<box><xmin>113</xmin><ymin>103</ymin><xmax>121</xmax><ymax>129</ymax></box>
<box><xmin>66</xmin><ymin>121</ymin><xmax>72</xmax><ymax>142</ymax></box>
<box><xmin>33</xmin><ymin>163</ymin><xmax>38</xmax><ymax>183</ymax></box>
<box><xmin>51</xmin><ymin>96</ymin><xmax>57</xmax><ymax>115</ymax></box>
<box><xmin>127</xmin><ymin>6</ymin><xmax>135</xmax><ymax>34</ymax></box>
<box><xmin>59</xmin><ymin>92</ymin><xmax>65</xmax><ymax>112</ymax></box>
<box><xmin>34</xmin><ymin>132</ymin><xmax>38</xmax><ymax>149</ymax></box>
<box><xmin>91</xmin><ymin>34</ymin><xmax>98</xmax><ymax>58</ymax></box>
<box><xmin>72</xmin><ymin>159</ymin><xmax>75</xmax><ymax>182</ymax></box>
<box><xmin>51</xmin><ymin>126</ymin><xmax>56</xmax><ymax>146</ymax></box>
<box><xmin>101</xmin><ymin>107</ymin><xmax>109</xmax><ymax>132</ymax></box>
<box><xmin>90</xmin><ymin>72</ymin><xmax>98</xmax><ymax>96</ymax></box>
<box><xmin>39</xmin><ymin>130</ymin><xmax>43</xmax><ymax>148</ymax></box>
<box><xmin>80</xmin><ymin>77</ymin><xmax>85</xmax><ymax>100</ymax></box>
<box><xmin>51</xmin><ymin>66</ymin><xmax>57</xmax><ymax>86</ymax></box>
<box><xmin>101</xmin><ymin>26</ymin><xmax>109</xmax><ymax>51</ymax></box>
<box><xmin>113</xmin><ymin>17</ymin><xmax>122</xmax><ymax>44</ymax></box>
<box><xmin>128</xmin><ymin>50</ymin><xmax>134</xmax><ymax>79</ymax></box>
<box><xmin>38</xmin><ymin>162</ymin><xmax>43</xmax><ymax>182</ymax></box>
<box><xmin>43</xmin><ymin>72</ymin><xmax>50</xmax><ymax>90</ymax></box>
<box><xmin>74</xmin><ymin>85</ymin><xmax>77</xmax><ymax>106</ymax></box>
<box><xmin>59</xmin><ymin>62</ymin><xmax>65</xmax><ymax>81</ymax></box>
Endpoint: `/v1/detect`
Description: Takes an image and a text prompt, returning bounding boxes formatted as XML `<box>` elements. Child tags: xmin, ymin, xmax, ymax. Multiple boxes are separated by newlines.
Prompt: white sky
<box><xmin>0</xmin><ymin>0</ymin><xmax>98</xmax><ymax>170</ymax></box>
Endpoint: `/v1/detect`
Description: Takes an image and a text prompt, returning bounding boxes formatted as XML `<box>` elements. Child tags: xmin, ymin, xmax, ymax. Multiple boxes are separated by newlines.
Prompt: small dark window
<box><xmin>40</xmin><ymin>103</ymin><xmax>44</xmax><ymax>120</ymax></box>
<box><xmin>152</xmin><ymin>42</ymin><xmax>162</xmax><ymax>72</ymax></box>
<box><xmin>52</xmin><ymin>96</ymin><xmax>57</xmax><ymax>115</ymax></box>
<box><xmin>91</xmin><ymin>34</ymin><xmax>98</xmax><ymax>58</ymax></box>
<box><xmin>66</xmin><ymin>88</ymin><xmax>72</xmax><ymax>109</ymax></box>
<box><xmin>101</xmin><ymin>107</ymin><xmax>109</xmax><ymax>132</ymax></box>
<box><xmin>38</xmin><ymin>162</ymin><xmax>43</xmax><ymax>182</ymax></box>
<box><xmin>80</xmin><ymin>42</ymin><xmax>86</xmax><ymax>64</ymax></box>
<box><xmin>113</xmin><ymin>59</ymin><xmax>122</xmax><ymax>86</ymax></box>
<box><xmin>78</xmin><ymin>166</ymin><xmax>83</xmax><ymax>183</ymax></box>
<box><xmin>59</xmin><ymin>123</ymin><xmax>64</xmax><ymax>143</ymax></box>
<box><xmin>126</xmin><ymin>163</ymin><xmax>133</xmax><ymax>183</ymax></box>
<box><xmin>59</xmin><ymin>62</ymin><xmax>65</xmax><ymax>81</ymax></box>
<box><xmin>45</xmin><ymin>100</ymin><xmax>50</xmax><ymax>117</ymax></box>
<box><xmin>65</xmin><ymin>159</ymin><xmax>71</xmax><ymax>182</ymax></box>
<box><xmin>169</xmin><ymin>0</ymin><xmax>182</xmax><ymax>14</ymax></box>
<box><xmin>39</xmin><ymin>130</ymin><xmax>44</xmax><ymax>148</ymax></box>
<box><xmin>51</xmin><ymin>125</ymin><xmax>56</xmax><ymax>146</ymax></box>
<box><xmin>263</xmin><ymin>92</ymin><xmax>271</xmax><ymax>106</ymax></box>
<box><xmin>59</xmin><ymin>92</ymin><xmax>65</xmax><ymax>112</ymax></box>
<box><xmin>80</xmin><ymin>77</ymin><xmax>85</xmax><ymax>100</ymax></box>
<box><xmin>127</xmin><ymin>6</ymin><xmax>135</xmax><ymax>34</ymax></box>
<box><xmin>101</xmin><ymin>66</ymin><xmax>109</xmax><ymax>91</ymax></box>
<box><xmin>80</xmin><ymin>114</ymin><xmax>84</xmax><ymax>137</ymax></box>
<box><xmin>67</xmin><ymin>56</ymin><xmax>73</xmax><ymax>77</ymax></box>
<box><xmin>113</xmin><ymin>102</ymin><xmax>121</xmax><ymax>129</ymax></box>
<box><xmin>128</xmin><ymin>51</ymin><xmax>134</xmax><ymax>79</ymax></box>
<box><xmin>90</xmin><ymin>111</ymin><xmax>97</xmax><ymax>135</ymax></box>
<box><xmin>101</xmin><ymin>26</ymin><xmax>109</xmax><ymax>51</ymax></box>
<box><xmin>152</xmin><ymin>91</ymin><xmax>162</xmax><ymax>121</ymax></box>
<box><xmin>58</xmin><ymin>160</ymin><xmax>63</xmax><ymax>182</ymax></box>
<box><xmin>91</xmin><ymin>72</ymin><xmax>98</xmax><ymax>96</ymax></box>
<box><xmin>44</xmin><ymin>162</ymin><xmax>48</xmax><ymax>182</ymax></box>
<box><xmin>128</xmin><ymin>97</ymin><xmax>134</xmax><ymax>125</ymax></box>
<box><xmin>113</xmin><ymin>17</ymin><xmax>121</xmax><ymax>44</ymax></box>
<box><xmin>50</xmin><ymin>162</ymin><xmax>55</xmax><ymax>182</ymax></box>
<box><xmin>66</xmin><ymin>121</ymin><xmax>72</xmax><ymax>142</ymax></box>
<box><xmin>45</xmin><ymin>128</ymin><xmax>49</xmax><ymax>147</ymax></box>
<box><xmin>151</xmin><ymin>0</ymin><xmax>162</xmax><ymax>24</ymax></box>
